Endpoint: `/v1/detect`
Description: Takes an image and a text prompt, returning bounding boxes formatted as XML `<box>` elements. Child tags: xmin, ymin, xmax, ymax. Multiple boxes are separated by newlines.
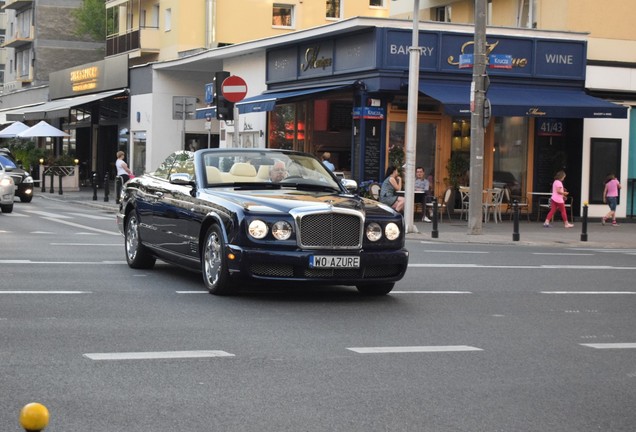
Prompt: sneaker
<box><xmin>543</xmin><ymin>223</ymin><xmax>551</xmax><ymax>228</ymax></box>
<box><xmin>601</xmin><ymin>217</ymin><xmax>606</xmax><ymax>226</ymax></box>
<box><xmin>612</xmin><ymin>220</ymin><xmax>618</xmax><ymax>226</ymax></box>
<box><xmin>423</xmin><ymin>216</ymin><xmax>432</xmax><ymax>223</ymax></box>
<box><xmin>564</xmin><ymin>223</ymin><xmax>574</xmax><ymax>228</ymax></box>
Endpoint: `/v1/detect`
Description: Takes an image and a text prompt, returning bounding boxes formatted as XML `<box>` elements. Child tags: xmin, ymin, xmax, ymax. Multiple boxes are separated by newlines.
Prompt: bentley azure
<box><xmin>116</xmin><ymin>149</ymin><xmax>408</xmax><ymax>295</ymax></box>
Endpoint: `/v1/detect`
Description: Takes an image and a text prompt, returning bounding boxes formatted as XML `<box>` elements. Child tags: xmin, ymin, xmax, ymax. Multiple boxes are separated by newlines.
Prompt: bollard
<box><xmin>19</xmin><ymin>402</ymin><xmax>49</xmax><ymax>432</ymax></box>
<box><xmin>115</xmin><ymin>176</ymin><xmax>122</xmax><ymax>204</ymax></box>
<box><xmin>431</xmin><ymin>200</ymin><xmax>439</xmax><ymax>239</ymax></box>
<box><xmin>41</xmin><ymin>171</ymin><xmax>46</xmax><ymax>193</ymax></box>
<box><xmin>92</xmin><ymin>172</ymin><xmax>98</xmax><ymax>201</ymax></box>
<box><xmin>512</xmin><ymin>200</ymin><xmax>520</xmax><ymax>241</ymax></box>
<box><xmin>103</xmin><ymin>173</ymin><xmax>109</xmax><ymax>202</ymax></box>
<box><xmin>580</xmin><ymin>203</ymin><xmax>588</xmax><ymax>242</ymax></box>
<box><xmin>58</xmin><ymin>174</ymin><xmax>63</xmax><ymax>195</ymax></box>
<box><xmin>49</xmin><ymin>172</ymin><xmax>54</xmax><ymax>194</ymax></box>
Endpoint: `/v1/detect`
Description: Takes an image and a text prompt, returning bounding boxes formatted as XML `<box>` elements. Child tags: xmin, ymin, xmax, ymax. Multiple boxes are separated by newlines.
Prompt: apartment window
<box><xmin>152</xmin><ymin>5</ymin><xmax>160</xmax><ymax>27</ymax></box>
<box><xmin>272</xmin><ymin>4</ymin><xmax>294</xmax><ymax>27</ymax></box>
<box><xmin>326</xmin><ymin>0</ymin><xmax>341</xmax><ymax>19</ymax></box>
<box><xmin>517</xmin><ymin>0</ymin><xmax>537</xmax><ymax>28</ymax></box>
<box><xmin>165</xmin><ymin>8</ymin><xmax>172</xmax><ymax>32</ymax></box>
<box><xmin>140</xmin><ymin>9</ymin><xmax>146</xmax><ymax>27</ymax></box>
<box><xmin>106</xmin><ymin>6</ymin><xmax>119</xmax><ymax>37</ymax></box>
<box><xmin>369</xmin><ymin>0</ymin><xmax>384</xmax><ymax>6</ymax></box>
<box><xmin>433</xmin><ymin>6</ymin><xmax>451</xmax><ymax>22</ymax></box>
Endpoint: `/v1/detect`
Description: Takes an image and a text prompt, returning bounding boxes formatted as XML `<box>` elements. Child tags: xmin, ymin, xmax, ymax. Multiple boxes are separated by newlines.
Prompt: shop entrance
<box><xmin>387</xmin><ymin>114</ymin><xmax>440</xmax><ymax>194</ymax></box>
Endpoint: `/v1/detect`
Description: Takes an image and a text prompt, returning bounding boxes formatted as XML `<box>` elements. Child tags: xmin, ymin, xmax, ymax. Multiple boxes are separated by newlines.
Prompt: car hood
<box><xmin>201</xmin><ymin>188</ymin><xmax>395</xmax><ymax>217</ymax></box>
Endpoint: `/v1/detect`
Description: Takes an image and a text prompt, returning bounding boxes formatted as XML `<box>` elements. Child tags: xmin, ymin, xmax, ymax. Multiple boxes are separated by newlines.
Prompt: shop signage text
<box><xmin>302</xmin><ymin>46</ymin><xmax>333</xmax><ymax>71</ymax></box>
<box><xmin>70</xmin><ymin>66</ymin><xmax>99</xmax><ymax>92</ymax></box>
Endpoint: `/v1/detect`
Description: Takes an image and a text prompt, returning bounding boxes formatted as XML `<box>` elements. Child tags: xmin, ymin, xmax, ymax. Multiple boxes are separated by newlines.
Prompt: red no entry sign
<box><xmin>221</xmin><ymin>75</ymin><xmax>248</xmax><ymax>103</ymax></box>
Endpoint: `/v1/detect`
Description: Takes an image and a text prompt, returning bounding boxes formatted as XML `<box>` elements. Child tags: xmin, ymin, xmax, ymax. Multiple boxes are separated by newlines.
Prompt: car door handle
<box><xmin>154</xmin><ymin>192</ymin><xmax>164</xmax><ymax>198</ymax></box>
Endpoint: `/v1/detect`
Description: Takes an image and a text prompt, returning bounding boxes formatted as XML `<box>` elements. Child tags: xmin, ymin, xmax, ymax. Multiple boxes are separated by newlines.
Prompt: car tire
<box><xmin>1</xmin><ymin>204</ymin><xmax>13</xmax><ymax>213</ymax></box>
<box><xmin>201</xmin><ymin>225</ymin><xmax>234</xmax><ymax>295</ymax></box>
<box><xmin>19</xmin><ymin>195</ymin><xmax>32</xmax><ymax>203</ymax></box>
<box><xmin>125</xmin><ymin>212</ymin><xmax>156</xmax><ymax>269</ymax></box>
<box><xmin>356</xmin><ymin>282</ymin><xmax>395</xmax><ymax>296</ymax></box>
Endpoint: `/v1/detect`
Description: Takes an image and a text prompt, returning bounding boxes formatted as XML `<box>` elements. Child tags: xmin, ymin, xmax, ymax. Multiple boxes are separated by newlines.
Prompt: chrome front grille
<box><xmin>10</xmin><ymin>174</ymin><xmax>22</xmax><ymax>185</ymax></box>
<box><xmin>296</xmin><ymin>211</ymin><xmax>362</xmax><ymax>249</ymax></box>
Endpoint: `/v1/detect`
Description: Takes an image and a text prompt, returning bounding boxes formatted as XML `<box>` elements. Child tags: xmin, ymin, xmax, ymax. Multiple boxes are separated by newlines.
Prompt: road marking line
<box><xmin>50</xmin><ymin>243</ymin><xmax>121</xmax><ymax>246</ymax></box>
<box><xmin>42</xmin><ymin>217</ymin><xmax>120</xmax><ymax>236</ymax></box>
<box><xmin>67</xmin><ymin>212</ymin><xmax>115</xmax><ymax>220</ymax></box>
<box><xmin>347</xmin><ymin>346</ymin><xmax>483</xmax><ymax>354</ymax></box>
<box><xmin>0</xmin><ymin>260</ymin><xmax>127</xmax><ymax>265</ymax></box>
<box><xmin>177</xmin><ymin>291</ymin><xmax>208</xmax><ymax>294</ymax></box>
<box><xmin>25</xmin><ymin>210</ymin><xmax>73</xmax><ymax>219</ymax></box>
<box><xmin>542</xmin><ymin>291</ymin><xmax>636</xmax><ymax>295</ymax></box>
<box><xmin>84</xmin><ymin>350</ymin><xmax>235</xmax><ymax>360</ymax></box>
<box><xmin>409</xmin><ymin>264</ymin><xmax>636</xmax><ymax>270</ymax></box>
<box><xmin>533</xmin><ymin>252</ymin><xmax>594</xmax><ymax>256</ymax></box>
<box><xmin>580</xmin><ymin>343</ymin><xmax>636</xmax><ymax>349</ymax></box>
<box><xmin>0</xmin><ymin>291</ymin><xmax>91</xmax><ymax>294</ymax></box>
<box><xmin>419</xmin><ymin>249</ymin><xmax>489</xmax><ymax>254</ymax></box>
<box><xmin>392</xmin><ymin>291</ymin><xmax>472</xmax><ymax>294</ymax></box>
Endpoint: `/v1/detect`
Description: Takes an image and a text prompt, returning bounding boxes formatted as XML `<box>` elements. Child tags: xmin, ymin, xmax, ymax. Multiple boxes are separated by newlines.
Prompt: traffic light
<box><xmin>213</xmin><ymin>71</ymin><xmax>234</xmax><ymax>121</ymax></box>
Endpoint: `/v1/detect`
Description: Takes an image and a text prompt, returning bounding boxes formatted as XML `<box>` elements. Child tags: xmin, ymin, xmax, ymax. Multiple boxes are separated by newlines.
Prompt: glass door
<box><xmin>387</xmin><ymin>118</ymin><xmax>438</xmax><ymax>191</ymax></box>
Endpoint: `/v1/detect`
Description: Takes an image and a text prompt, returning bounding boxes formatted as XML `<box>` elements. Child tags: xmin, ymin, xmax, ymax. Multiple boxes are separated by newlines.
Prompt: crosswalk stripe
<box><xmin>580</xmin><ymin>343</ymin><xmax>636</xmax><ymax>349</ymax></box>
<box><xmin>84</xmin><ymin>350</ymin><xmax>235</xmax><ymax>360</ymax></box>
<box><xmin>347</xmin><ymin>346</ymin><xmax>483</xmax><ymax>354</ymax></box>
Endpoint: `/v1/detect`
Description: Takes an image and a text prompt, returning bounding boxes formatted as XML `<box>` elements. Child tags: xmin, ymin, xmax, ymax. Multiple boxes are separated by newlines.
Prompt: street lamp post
<box><xmin>403</xmin><ymin>0</ymin><xmax>420</xmax><ymax>233</ymax></box>
<box><xmin>468</xmin><ymin>0</ymin><xmax>487</xmax><ymax>234</ymax></box>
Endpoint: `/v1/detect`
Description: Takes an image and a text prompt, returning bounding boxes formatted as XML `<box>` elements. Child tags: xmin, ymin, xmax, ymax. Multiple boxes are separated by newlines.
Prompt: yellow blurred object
<box><xmin>19</xmin><ymin>403</ymin><xmax>49</xmax><ymax>431</ymax></box>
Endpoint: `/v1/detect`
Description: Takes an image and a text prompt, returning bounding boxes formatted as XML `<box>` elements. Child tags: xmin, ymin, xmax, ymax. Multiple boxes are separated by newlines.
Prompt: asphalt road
<box><xmin>1</xmin><ymin>197</ymin><xmax>635</xmax><ymax>432</ymax></box>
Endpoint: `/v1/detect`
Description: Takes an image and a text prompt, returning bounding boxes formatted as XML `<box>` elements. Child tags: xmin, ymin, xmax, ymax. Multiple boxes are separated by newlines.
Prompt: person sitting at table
<box><xmin>380</xmin><ymin>165</ymin><xmax>404</xmax><ymax>213</ymax></box>
<box><xmin>415</xmin><ymin>166</ymin><xmax>432</xmax><ymax>222</ymax></box>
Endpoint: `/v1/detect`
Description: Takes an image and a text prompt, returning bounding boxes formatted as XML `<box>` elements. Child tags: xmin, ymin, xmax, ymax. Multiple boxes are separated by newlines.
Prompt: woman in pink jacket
<box><xmin>544</xmin><ymin>170</ymin><xmax>574</xmax><ymax>228</ymax></box>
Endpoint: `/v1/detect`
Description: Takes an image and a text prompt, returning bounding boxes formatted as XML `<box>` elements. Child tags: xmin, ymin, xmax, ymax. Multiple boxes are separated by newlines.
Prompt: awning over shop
<box><xmin>236</xmin><ymin>85</ymin><xmax>353</xmax><ymax>114</ymax></box>
<box><xmin>0</xmin><ymin>102</ymin><xmax>46</xmax><ymax>124</ymax></box>
<box><xmin>195</xmin><ymin>106</ymin><xmax>216</xmax><ymax>120</ymax></box>
<box><xmin>6</xmin><ymin>89</ymin><xmax>128</xmax><ymax>121</ymax></box>
<box><xmin>419</xmin><ymin>81</ymin><xmax>628</xmax><ymax>119</ymax></box>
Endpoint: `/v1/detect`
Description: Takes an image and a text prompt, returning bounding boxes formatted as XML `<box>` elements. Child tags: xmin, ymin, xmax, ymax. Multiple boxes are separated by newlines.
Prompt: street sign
<box><xmin>489</xmin><ymin>54</ymin><xmax>513</xmax><ymax>69</ymax></box>
<box><xmin>221</xmin><ymin>75</ymin><xmax>248</xmax><ymax>103</ymax></box>
<box><xmin>204</xmin><ymin>83</ymin><xmax>214</xmax><ymax>104</ymax></box>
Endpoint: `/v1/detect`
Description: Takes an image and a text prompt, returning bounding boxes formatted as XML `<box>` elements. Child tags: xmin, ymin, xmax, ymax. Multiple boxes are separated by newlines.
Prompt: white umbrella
<box><xmin>0</xmin><ymin>121</ymin><xmax>30</xmax><ymax>138</ymax></box>
<box><xmin>17</xmin><ymin>120</ymin><xmax>69</xmax><ymax>138</ymax></box>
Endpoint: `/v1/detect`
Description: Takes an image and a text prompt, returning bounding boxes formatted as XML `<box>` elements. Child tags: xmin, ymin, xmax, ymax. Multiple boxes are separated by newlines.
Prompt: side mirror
<box><xmin>170</xmin><ymin>173</ymin><xmax>197</xmax><ymax>196</ymax></box>
<box><xmin>341</xmin><ymin>178</ymin><xmax>358</xmax><ymax>193</ymax></box>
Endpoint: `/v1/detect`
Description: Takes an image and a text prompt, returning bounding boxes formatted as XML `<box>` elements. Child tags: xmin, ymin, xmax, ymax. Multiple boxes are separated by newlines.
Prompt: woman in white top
<box><xmin>115</xmin><ymin>151</ymin><xmax>133</xmax><ymax>183</ymax></box>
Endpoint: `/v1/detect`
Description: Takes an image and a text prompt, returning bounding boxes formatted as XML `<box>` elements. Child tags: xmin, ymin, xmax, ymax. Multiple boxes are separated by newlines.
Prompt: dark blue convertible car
<box><xmin>116</xmin><ymin>149</ymin><xmax>408</xmax><ymax>295</ymax></box>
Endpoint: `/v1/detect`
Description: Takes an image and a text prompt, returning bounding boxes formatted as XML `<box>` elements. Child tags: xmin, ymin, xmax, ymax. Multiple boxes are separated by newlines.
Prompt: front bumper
<box><xmin>226</xmin><ymin>246</ymin><xmax>409</xmax><ymax>284</ymax></box>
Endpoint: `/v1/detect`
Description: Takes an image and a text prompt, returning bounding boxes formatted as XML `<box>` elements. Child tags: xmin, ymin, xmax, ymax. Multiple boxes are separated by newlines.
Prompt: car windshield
<box><xmin>199</xmin><ymin>149</ymin><xmax>341</xmax><ymax>190</ymax></box>
<box><xmin>0</xmin><ymin>155</ymin><xmax>17</xmax><ymax>169</ymax></box>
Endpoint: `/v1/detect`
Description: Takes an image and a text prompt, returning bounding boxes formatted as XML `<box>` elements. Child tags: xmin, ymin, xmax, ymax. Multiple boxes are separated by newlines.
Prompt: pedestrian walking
<box><xmin>544</xmin><ymin>170</ymin><xmax>574</xmax><ymax>228</ymax></box>
<box><xmin>602</xmin><ymin>173</ymin><xmax>621</xmax><ymax>226</ymax></box>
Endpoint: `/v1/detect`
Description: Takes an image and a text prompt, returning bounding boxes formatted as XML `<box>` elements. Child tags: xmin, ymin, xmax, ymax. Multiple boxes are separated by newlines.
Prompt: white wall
<box><xmin>582</xmin><ymin>115</ymin><xmax>631</xmax><ymax>218</ymax></box>
<box><xmin>221</xmin><ymin>52</ymin><xmax>268</xmax><ymax>149</ymax></box>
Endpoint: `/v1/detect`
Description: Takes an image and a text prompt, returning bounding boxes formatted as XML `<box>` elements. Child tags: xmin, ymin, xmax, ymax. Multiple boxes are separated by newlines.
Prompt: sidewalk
<box><xmin>35</xmin><ymin>186</ymin><xmax>636</xmax><ymax>249</ymax></box>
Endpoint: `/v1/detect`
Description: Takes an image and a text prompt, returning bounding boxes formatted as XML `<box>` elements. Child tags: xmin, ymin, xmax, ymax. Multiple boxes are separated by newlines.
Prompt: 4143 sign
<box><xmin>537</xmin><ymin>119</ymin><xmax>565</xmax><ymax>137</ymax></box>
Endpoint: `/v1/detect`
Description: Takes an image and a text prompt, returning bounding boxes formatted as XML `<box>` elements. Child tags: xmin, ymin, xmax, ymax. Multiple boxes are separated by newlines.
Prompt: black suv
<box><xmin>0</xmin><ymin>148</ymin><xmax>34</xmax><ymax>203</ymax></box>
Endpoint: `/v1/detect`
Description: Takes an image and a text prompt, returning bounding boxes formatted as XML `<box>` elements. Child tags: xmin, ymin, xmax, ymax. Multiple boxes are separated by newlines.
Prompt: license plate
<box><xmin>309</xmin><ymin>255</ymin><xmax>360</xmax><ymax>269</ymax></box>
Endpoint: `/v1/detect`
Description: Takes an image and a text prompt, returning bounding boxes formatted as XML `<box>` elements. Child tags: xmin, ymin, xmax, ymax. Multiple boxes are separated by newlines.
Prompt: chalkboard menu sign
<box><xmin>363</xmin><ymin>120</ymin><xmax>382</xmax><ymax>181</ymax></box>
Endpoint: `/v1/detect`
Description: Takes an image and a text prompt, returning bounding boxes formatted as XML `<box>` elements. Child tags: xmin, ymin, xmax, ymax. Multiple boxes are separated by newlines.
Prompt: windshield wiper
<box><xmin>232</xmin><ymin>182</ymin><xmax>281</xmax><ymax>190</ymax></box>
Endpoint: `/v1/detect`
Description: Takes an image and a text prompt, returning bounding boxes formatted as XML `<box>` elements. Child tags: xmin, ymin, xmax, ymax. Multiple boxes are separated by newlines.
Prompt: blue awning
<box><xmin>236</xmin><ymin>85</ymin><xmax>352</xmax><ymax>114</ymax></box>
<box><xmin>195</xmin><ymin>106</ymin><xmax>216</xmax><ymax>120</ymax></box>
<box><xmin>419</xmin><ymin>81</ymin><xmax>628</xmax><ymax>119</ymax></box>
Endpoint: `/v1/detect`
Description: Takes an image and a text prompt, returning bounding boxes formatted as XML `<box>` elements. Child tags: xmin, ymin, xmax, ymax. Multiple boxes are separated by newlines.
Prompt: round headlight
<box><xmin>24</xmin><ymin>176</ymin><xmax>34</xmax><ymax>183</ymax></box>
<box><xmin>385</xmin><ymin>222</ymin><xmax>400</xmax><ymax>241</ymax></box>
<box><xmin>366</xmin><ymin>222</ymin><xmax>382</xmax><ymax>242</ymax></box>
<box><xmin>248</xmin><ymin>220</ymin><xmax>268</xmax><ymax>239</ymax></box>
<box><xmin>271</xmin><ymin>221</ymin><xmax>292</xmax><ymax>240</ymax></box>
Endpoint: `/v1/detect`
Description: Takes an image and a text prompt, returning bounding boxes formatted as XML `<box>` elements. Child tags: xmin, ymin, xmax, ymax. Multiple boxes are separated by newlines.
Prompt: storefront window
<box><xmin>268</xmin><ymin>102</ymin><xmax>306</xmax><ymax>151</ymax></box>
<box><xmin>493</xmin><ymin>117</ymin><xmax>528</xmax><ymax>199</ymax></box>
<box><xmin>132</xmin><ymin>131</ymin><xmax>146</xmax><ymax>175</ymax></box>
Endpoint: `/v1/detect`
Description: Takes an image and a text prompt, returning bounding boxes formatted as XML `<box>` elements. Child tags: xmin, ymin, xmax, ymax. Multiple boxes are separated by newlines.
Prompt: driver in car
<box><xmin>269</xmin><ymin>160</ymin><xmax>288</xmax><ymax>183</ymax></box>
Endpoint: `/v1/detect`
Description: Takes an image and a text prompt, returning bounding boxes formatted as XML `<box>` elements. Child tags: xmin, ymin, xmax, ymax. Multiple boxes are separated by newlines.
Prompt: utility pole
<box><xmin>468</xmin><ymin>0</ymin><xmax>487</xmax><ymax>234</ymax></box>
<box><xmin>403</xmin><ymin>0</ymin><xmax>420</xmax><ymax>233</ymax></box>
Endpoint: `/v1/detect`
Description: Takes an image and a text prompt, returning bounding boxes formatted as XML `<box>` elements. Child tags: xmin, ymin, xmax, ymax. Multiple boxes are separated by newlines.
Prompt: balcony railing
<box><xmin>2</xmin><ymin>26</ymin><xmax>35</xmax><ymax>48</ymax></box>
<box><xmin>106</xmin><ymin>27</ymin><xmax>160</xmax><ymax>57</ymax></box>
